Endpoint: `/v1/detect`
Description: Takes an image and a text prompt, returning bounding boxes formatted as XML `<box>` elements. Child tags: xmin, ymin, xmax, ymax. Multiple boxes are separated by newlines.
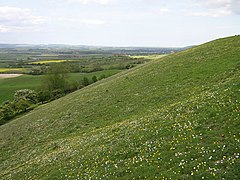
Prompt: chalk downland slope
<box><xmin>0</xmin><ymin>36</ymin><xmax>240</xmax><ymax>179</ymax></box>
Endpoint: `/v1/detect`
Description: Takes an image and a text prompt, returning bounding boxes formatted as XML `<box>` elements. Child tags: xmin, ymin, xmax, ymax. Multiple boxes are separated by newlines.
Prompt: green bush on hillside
<box><xmin>0</xmin><ymin>101</ymin><xmax>15</xmax><ymax>124</ymax></box>
<box><xmin>0</xmin><ymin>89</ymin><xmax>38</xmax><ymax>125</ymax></box>
<box><xmin>82</xmin><ymin>77</ymin><xmax>90</xmax><ymax>86</ymax></box>
<box><xmin>92</xmin><ymin>75</ymin><xmax>98</xmax><ymax>83</ymax></box>
<box><xmin>14</xmin><ymin>89</ymin><xmax>38</xmax><ymax>104</ymax></box>
<box><xmin>99</xmin><ymin>74</ymin><xmax>106</xmax><ymax>80</ymax></box>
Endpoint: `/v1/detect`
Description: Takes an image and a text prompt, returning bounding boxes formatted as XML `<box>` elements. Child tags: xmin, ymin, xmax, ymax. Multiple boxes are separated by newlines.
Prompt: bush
<box><xmin>82</xmin><ymin>77</ymin><xmax>90</xmax><ymax>86</ymax></box>
<box><xmin>14</xmin><ymin>99</ymin><xmax>31</xmax><ymax>113</ymax></box>
<box><xmin>38</xmin><ymin>90</ymin><xmax>52</xmax><ymax>103</ymax></box>
<box><xmin>92</xmin><ymin>66</ymin><xmax>104</xmax><ymax>72</ymax></box>
<box><xmin>0</xmin><ymin>101</ymin><xmax>15</xmax><ymax>122</ymax></box>
<box><xmin>126</xmin><ymin>64</ymin><xmax>134</xmax><ymax>69</ymax></box>
<box><xmin>92</xmin><ymin>76</ymin><xmax>98</xmax><ymax>83</ymax></box>
<box><xmin>99</xmin><ymin>74</ymin><xmax>106</xmax><ymax>80</ymax></box>
<box><xmin>52</xmin><ymin>89</ymin><xmax>64</xmax><ymax>99</ymax></box>
<box><xmin>14</xmin><ymin>89</ymin><xmax>38</xmax><ymax>104</ymax></box>
<box><xmin>71</xmin><ymin>80</ymin><xmax>84</xmax><ymax>91</ymax></box>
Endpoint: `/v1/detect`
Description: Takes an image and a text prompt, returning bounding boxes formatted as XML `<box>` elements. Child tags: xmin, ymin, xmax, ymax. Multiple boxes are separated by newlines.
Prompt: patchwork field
<box><xmin>30</xmin><ymin>60</ymin><xmax>75</xmax><ymax>64</ymax></box>
<box><xmin>0</xmin><ymin>70</ymin><xmax>121</xmax><ymax>104</ymax></box>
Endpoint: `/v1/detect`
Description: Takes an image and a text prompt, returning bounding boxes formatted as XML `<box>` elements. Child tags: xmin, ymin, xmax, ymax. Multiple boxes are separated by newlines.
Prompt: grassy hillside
<box><xmin>0</xmin><ymin>36</ymin><xmax>239</xmax><ymax>179</ymax></box>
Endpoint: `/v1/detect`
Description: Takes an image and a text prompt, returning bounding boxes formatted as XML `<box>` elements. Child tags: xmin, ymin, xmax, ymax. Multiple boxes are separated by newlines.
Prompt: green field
<box><xmin>0</xmin><ymin>70</ymin><xmax>122</xmax><ymax>104</ymax></box>
<box><xmin>0</xmin><ymin>36</ymin><xmax>239</xmax><ymax>179</ymax></box>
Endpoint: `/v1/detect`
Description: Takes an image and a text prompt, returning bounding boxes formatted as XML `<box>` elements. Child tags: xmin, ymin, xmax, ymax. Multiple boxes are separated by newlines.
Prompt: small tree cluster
<box><xmin>43</xmin><ymin>63</ymin><xmax>70</xmax><ymax>92</ymax></box>
<box><xmin>38</xmin><ymin>63</ymin><xmax>71</xmax><ymax>102</ymax></box>
<box><xmin>0</xmin><ymin>101</ymin><xmax>15</xmax><ymax>124</ymax></box>
<box><xmin>92</xmin><ymin>75</ymin><xmax>97</xmax><ymax>83</ymax></box>
<box><xmin>0</xmin><ymin>89</ymin><xmax>38</xmax><ymax>125</ymax></box>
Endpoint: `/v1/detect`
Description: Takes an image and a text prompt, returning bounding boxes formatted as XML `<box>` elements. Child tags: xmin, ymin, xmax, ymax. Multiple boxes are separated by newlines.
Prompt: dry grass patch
<box><xmin>0</xmin><ymin>74</ymin><xmax>22</xmax><ymax>79</ymax></box>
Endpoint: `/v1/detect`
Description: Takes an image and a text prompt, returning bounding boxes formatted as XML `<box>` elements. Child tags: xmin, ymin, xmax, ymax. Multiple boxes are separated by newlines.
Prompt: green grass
<box><xmin>0</xmin><ymin>70</ymin><xmax>121</xmax><ymax>104</ymax></box>
<box><xmin>0</xmin><ymin>36</ymin><xmax>239</xmax><ymax>179</ymax></box>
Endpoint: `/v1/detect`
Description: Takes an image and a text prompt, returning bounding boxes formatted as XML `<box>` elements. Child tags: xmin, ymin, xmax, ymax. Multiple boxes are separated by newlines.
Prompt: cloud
<box><xmin>189</xmin><ymin>11</ymin><xmax>230</xmax><ymax>17</ymax></box>
<box><xmin>72</xmin><ymin>0</ymin><xmax>113</xmax><ymax>5</ymax></box>
<box><xmin>196</xmin><ymin>0</ymin><xmax>240</xmax><ymax>15</ymax></box>
<box><xmin>80</xmin><ymin>19</ymin><xmax>106</xmax><ymax>25</ymax></box>
<box><xmin>0</xmin><ymin>25</ymin><xmax>9</xmax><ymax>33</ymax></box>
<box><xmin>159</xmin><ymin>8</ymin><xmax>170</xmax><ymax>13</ymax></box>
<box><xmin>57</xmin><ymin>17</ymin><xmax>106</xmax><ymax>25</ymax></box>
<box><xmin>0</xmin><ymin>25</ymin><xmax>42</xmax><ymax>33</ymax></box>
<box><xmin>231</xmin><ymin>0</ymin><xmax>240</xmax><ymax>14</ymax></box>
<box><xmin>198</xmin><ymin>0</ymin><xmax>231</xmax><ymax>8</ymax></box>
<box><xmin>0</xmin><ymin>6</ymin><xmax>45</xmax><ymax>32</ymax></box>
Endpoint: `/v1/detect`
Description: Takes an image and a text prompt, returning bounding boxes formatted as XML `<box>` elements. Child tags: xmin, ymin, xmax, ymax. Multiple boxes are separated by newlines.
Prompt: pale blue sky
<box><xmin>0</xmin><ymin>0</ymin><xmax>239</xmax><ymax>46</ymax></box>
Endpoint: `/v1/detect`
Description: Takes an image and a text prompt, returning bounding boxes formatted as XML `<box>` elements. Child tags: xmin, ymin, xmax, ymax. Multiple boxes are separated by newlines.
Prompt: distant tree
<box><xmin>126</xmin><ymin>64</ymin><xmax>134</xmax><ymax>69</ymax></box>
<box><xmin>42</xmin><ymin>63</ymin><xmax>70</xmax><ymax>92</ymax></box>
<box><xmin>52</xmin><ymin>89</ymin><xmax>64</xmax><ymax>99</ymax></box>
<box><xmin>92</xmin><ymin>65</ymin><xmax>104</xmax><ymax>72</ymax></box>
<box><xmin>38</xmin><ymin>90</ymin><xmax>51</xmax><ymax>103</ymax></box>
<box><xmin>29</xmin><ymin>68</ymin><xmax>42</xmax><ymax>75</ymax></box>
<box><xmin>82</xmin><ymin>77</ymin><xmax>90</xmax><ymax>86</ymax></box>
<box><xmin>92</xmin><ymin>75</ymin><xmax>98</xmax><ymax>83</ymax></box>
<box><xmin>40</xmin><ymin>65</ymin><xmax>48</xmax><ymax>74</ymax></box>
<box><xmin>68</xmin><ymin>63</ymin><xmax>82</xmax><ymax>73</ymax></box>
<box><xmin>71</xmin><ymin>80</ymin><xmax>84</xmax><ymax>91</ymax></box>
<box><xmin>99</xmin><ymin>74</ymin><xmax>106</xmax><ymax>80</ymax></box>
<box><xmin>116</xmin><ymin>63</ymin><xmax>126</xmax><ymax>70</ymax></box>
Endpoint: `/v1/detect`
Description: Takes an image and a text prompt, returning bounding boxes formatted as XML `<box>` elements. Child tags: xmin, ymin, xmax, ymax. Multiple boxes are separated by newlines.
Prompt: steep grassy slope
<box><xmin>0</xmin><ymin>36</ymin><xmax>239</xmax><ymax>179</ymax></box>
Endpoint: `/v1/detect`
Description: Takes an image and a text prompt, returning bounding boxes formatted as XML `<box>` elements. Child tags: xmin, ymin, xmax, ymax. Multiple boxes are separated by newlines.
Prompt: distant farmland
<box><xmin>30</xmin><ymin>60</ymin><xmax>75</xmax><ymax>64</ymax></box>
<box><xmin>0</xmin><ymin>70</ymin><xmax>121</xmax><ymax>104</ymax></box>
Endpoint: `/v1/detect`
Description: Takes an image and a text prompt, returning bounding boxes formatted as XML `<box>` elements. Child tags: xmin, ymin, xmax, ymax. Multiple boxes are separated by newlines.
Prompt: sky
<box><xmin>0</xmin><ymin>0</ymin><xmax>239</xmax><ymax>47</ymax></box>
